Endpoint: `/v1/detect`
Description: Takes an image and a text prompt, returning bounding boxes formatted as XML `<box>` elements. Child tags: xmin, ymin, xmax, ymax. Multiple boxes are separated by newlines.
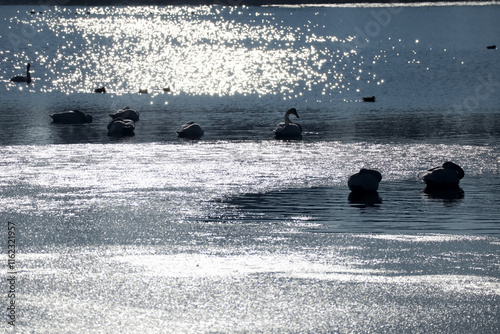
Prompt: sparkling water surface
<box><xmin>1</xmin><ymin>3</ymin><xmax>499</xmax><ymax>333</ymax></box>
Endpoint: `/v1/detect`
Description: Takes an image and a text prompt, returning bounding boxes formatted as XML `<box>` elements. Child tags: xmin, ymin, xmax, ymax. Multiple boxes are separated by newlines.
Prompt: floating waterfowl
<box><xmin>10</xmin><ymin>63</ymin><xmax>31</xmax><ymax>84</ymax></box>
<box><xmin>363</xmin><ymin>96</ymin><xmax>376</xmax><ymax>102</ymax></box>
<box><xmin>274</xmin><ymin>108</ymin><xmax>302</xmax><ymax>139</ymax></box>
<box><xmin>163</xmin><ymin>87</ymin><xmax>171</xmax><ymax>92</ymax></box>
<box><xmin>486</xmin><ymin>45</ymin><xmax>496</xmax><ymax>49</ymax></box>
<box><xmin>109</xmin><ymin>107</ymin><xmax>140</xmax><ymax>122</ymax></box>
<box><xmin>139</xmin><ymin>89</ymin><xmax>148</xmax><ymax>94</ymax></box>
<box><xmin>177</xmin><ymin>122</ymin><xmax>204</xmax><ymax>139</ymax></box>
<box><xmin>50</xmin><ymin>110</ymin><xmax>93</xmax><ymax>124</ymax></box>
<box><xmin>348</xmin><ymin>168</ymin><xmax>382</xmax><ymax>193</ymax></box>
<box><xmin>94</xmin><ymin>86</ymin><xmax>106</xmax><ymax>93</ymax></box>
<box><xmin>419</xmin><ymin>161</ymin><xmax>464</xmax><ymax>188</ymax></box>
<box><xmin>107</xmin><ymin>119</ymin><xmax>135</xmax><ymax>137</ymax></box>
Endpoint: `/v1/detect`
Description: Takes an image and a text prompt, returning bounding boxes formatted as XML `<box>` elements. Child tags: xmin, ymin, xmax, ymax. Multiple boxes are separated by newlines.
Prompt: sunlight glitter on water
<box><xmin>3</xmin><ymin>6</ymin><xmax>398</xmax><ymax>99</ymax></box>
<box><xmin>14</xmin><ymin>233</ymin><xmax>500</xmax><ymax>333</ymax></box>
<box><xmin>4</xmin><ymin>4</ymin><xmax>499</xmax><ymax>113</ymax></box>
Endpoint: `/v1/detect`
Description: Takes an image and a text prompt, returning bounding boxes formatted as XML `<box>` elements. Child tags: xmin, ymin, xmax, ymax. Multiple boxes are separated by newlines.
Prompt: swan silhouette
<box><xmin>10</xmin><ymin>64</ymin><xmax>31</xmax><ymax>84</ymax></box>
<box><xmin>274</xmin><ymin>108</ymin><xmax>302</xmax><ymax>139</ymax></box>
<box><xmin>177</xmin><ymin>122</ymin><xmax>204</xmax><ymax>139</ymax></box>
<box><xmin>107</xmin><ymin>119</ymin><xmax>135</xmax><ymax>137</ymax></box>
<box><xmin>109</xmin><ymin>107</ymin><xmax>140</xmax><ymax>122</ymax></box>
<box><xmin>348</xmin><ymin>168</ymin><xmax>382</xmax><ymax>193</ymax></box>
<box><xmin>50</xmin><ymin>110</ymin><xmax>93</xmax><ymax>124</ymax></box>
<box><xmin>419</xmin><ymin>161</ymin><xmax>464</xmax><ymax>188</ymax></box>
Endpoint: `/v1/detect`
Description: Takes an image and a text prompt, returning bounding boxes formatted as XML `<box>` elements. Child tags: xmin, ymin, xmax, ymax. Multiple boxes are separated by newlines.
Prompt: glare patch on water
<box><xmin>366</xmin><ymin>233</ymin><xmax>489</xmax><ymax>243</ymax></box>
<box><xmin>111</xmin><ymin>252</ymin><xmax>500</xmax><ymax>296</ymax></box>
<box><xmin>112</xmin><ymin>253</ymin><xmax>395</xmax><ymax>278</ymax></box>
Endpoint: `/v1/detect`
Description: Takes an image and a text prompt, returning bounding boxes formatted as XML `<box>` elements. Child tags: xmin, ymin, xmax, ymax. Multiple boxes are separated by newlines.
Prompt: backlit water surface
<box><xmin>0</xmin><ymin>3</ymin><xmax>499</xmax><ymax>332</ymax></box>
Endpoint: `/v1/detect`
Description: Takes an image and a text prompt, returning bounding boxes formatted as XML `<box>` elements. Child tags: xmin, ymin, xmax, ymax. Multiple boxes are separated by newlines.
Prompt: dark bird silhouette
<box><xmin>419</xmin><ymin>161</ymin><xmax>464</xmax><ymax>189</ymax></box>
<box><xmin>109</xmin><ymin>107</ymin><xmax>140</xmax><ymax>122</ymax></box>
<box><xmin>10</xmin><ymin>64</ymin><xmax>31</xmax><ymax>84</ymax></box>
<box><xmin>274</xmin><ymin>108</ymin><xmax>302</xmax><ymax>139</ymax></box>
<box><xmin>107</xmin><ymin>119</ymin><xmax>135</xmax><ymax>137</ymax></box>
<box><xmin>177</xmin><ymin>122</ymin><xmax>204</xmax><ymax>139</ymax></box>
<box><xmin>50</xmin><ymin>110</ymin><xmax>93</xmax><ymax>124</ymax></box>
<box><xmin>348</xmin><ymin>168</ymin><xmax>382</xmax><ymax>193</ymax></box>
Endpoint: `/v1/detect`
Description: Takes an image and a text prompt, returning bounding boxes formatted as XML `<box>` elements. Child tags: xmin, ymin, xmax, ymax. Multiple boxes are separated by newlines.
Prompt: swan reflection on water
<box><xmin>422</xmin><ymin>186</ymin><xmax>465</xmax><ymax>202</ymax></box>
<box><xmin>348</xmin><ymin>191</ymin><xmax>382</xmax><ymax>206</ymax></box>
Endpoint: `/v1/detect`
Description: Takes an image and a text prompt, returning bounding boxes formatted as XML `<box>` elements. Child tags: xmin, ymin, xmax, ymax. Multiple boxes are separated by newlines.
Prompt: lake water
<box><xmin>1</xmin><ymin>2</ymin><xmax>499</xmax><ymax>333</ymax></box>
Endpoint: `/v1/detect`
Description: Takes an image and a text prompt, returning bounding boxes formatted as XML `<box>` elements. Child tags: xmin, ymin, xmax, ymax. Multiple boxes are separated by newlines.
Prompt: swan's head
<box><xmin>287</xmin><ymin>108</ymin><xmax>299</xmax><ymax>119</ymax></box>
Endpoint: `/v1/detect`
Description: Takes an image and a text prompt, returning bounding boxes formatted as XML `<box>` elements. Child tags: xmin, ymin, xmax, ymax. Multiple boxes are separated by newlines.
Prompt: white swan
<box><xmin>274</xmin><ymin>108</ymin><xmax>302</xmax><ymax>138</ymax></box>
<box><xmin>10</xmin><ymin>64</ymin><xmax>31</xmax><ymax>84</ymax></box>
<box><xmin>109</xmin><ymin>107</ymin><xmax>140</xmax><ymax>122</ymax></box>
<box><xmin>50</xmin><ymin>110</ymin><xmax>93</xmax><ymax>124</ymax></box>
<box><xmin>419</xmin><ymin>161</ymin><xmax>464</xmax><ymax>188</ymax></box>
<box><xmin>348</xmin><ymin>168</ymin><xmax>382</xmax><ymax>193</ymax></box>
<box><xmin>177</xmin><ymin>122</ymin><xmax>204</xmax><ymax>139</ymax></box>
<box><xmin>107</xmin><ymin>119</ymin><xmax>135</xmax><ymax>137</ymax></box>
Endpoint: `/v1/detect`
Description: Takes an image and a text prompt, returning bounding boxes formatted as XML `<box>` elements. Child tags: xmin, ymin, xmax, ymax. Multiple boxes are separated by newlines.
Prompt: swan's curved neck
<box><xmin>26</xmin><ymin>65</ymin><xmax>31</xmax><ymax>83</ymax></box>
<box><xmin>284</xmin><ymin>110</ymin><xmax>294</xmax><ymax>124</ymax></box>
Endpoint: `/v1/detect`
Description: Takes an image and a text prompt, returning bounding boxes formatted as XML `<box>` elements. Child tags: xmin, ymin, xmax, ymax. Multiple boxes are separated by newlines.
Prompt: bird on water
<box><xmin>10</xmin><ymin>64</ymin><xmax>31</xmax><ymax>84</ymax></box>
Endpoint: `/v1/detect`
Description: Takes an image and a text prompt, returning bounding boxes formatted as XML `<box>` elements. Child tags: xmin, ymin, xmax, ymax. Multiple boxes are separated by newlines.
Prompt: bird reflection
<box><xmin>348</xmin><ymin>191</ymin><xmax>382</xmax><ymax>206</ymax></box>
<box><xmin>422</xmin><ymin>186</ymin><xmax>464</xmax><ymax>201</ymax></box>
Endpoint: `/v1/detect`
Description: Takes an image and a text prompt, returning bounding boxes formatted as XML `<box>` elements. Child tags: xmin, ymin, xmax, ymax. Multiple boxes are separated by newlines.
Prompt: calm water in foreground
<box><xmin>0</xmin><ymin>3</ymin><xmax>499</xmax><ymax>332</ymax></box>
